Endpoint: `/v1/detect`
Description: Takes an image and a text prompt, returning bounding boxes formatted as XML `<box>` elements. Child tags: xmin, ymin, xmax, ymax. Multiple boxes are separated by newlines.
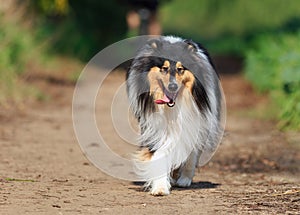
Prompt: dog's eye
<box><xmin>161</xmin><ymin>66</ymin><xmax>169</xmax><ymax>73</ymax></box>
<box><xmin>177</xmin><ymin>67</ymin><xmax>184</xmax><ymax>75</ymax></box>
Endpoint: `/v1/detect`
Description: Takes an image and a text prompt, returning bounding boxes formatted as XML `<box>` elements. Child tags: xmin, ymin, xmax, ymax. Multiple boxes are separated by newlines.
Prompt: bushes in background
<box><xmin>0</xmin><ymin>13</ymin><xmax>44</xmax><ymax>104</ymax></box>
<box><xmin>245</xmin><ymin>32</ymin><xmax>300</xmax><ymax>130</ymax></box>
<box><xmin>160</xmin><ymin>0</ymin><xmax>300</xmax><ymax>56</ymax></box>
<box><xmin>0</xmin><ymin>0</ymin><xmax>128</xmax><ymax>105</ymax></box>
<box><xmin>32</xmin><ymin>0</ymin><xmax>128</xmax><ymax>61</ymax></box>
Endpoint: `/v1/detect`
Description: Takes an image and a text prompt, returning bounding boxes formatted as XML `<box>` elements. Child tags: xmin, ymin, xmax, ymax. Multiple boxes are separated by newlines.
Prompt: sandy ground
<box><xmin>0</xmin><ymin>70</ymin><xmax>299</xmax><ymax>214</ymax></box>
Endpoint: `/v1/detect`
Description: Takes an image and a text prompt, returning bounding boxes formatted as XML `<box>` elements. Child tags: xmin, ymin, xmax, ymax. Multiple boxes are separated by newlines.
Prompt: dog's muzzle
<box><xmin>154</xmin><ymin>88</ymin><xmax>178</xmax><ymax>107</ymax></box>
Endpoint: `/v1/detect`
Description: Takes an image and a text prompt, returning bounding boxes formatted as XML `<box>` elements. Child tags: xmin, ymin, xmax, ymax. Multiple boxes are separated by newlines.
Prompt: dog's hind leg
<box><xmin>175</xmin><ymin>150</ymin><xmax>201</xmax><ymax>187</ymax></box>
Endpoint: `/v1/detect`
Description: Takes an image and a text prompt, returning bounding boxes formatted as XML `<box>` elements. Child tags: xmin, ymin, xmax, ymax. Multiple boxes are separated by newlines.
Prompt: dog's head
<box><xmin>147</xmin><ymin>58</ymin><xmax>195</xmax><ymax>107</ymax></box>
<box><xmin>127</xmin><ymin>36</ymin><xmax>213</xmax><ymax>113</ymax></box>
<box><xmin>144</xmin><ymin>38</ymin><xmax>203</xmax><ymax>107</ymax></box>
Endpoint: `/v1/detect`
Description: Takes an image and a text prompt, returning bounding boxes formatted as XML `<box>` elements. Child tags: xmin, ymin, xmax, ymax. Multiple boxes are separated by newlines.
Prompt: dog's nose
<box><xmin>168</xmin><ymin>83</ymin><xmax>178</xmax><ymax>92</ymax></box>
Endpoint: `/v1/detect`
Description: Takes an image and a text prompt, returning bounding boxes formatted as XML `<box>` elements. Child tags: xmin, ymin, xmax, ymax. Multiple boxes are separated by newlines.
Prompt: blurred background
<box><xmin>1</xmin><ymin>2</ymin><xmax>300</xmax><ymax>212</ymax></box>
<box><xmin>0</xmin><ymin>0</ymin><xmax>300</xmax><ymax>130</ymax></box>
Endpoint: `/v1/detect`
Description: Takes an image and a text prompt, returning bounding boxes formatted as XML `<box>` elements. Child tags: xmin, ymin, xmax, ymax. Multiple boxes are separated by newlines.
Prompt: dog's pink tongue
<box><xmin>155</xmin><ymin>94</ymin><xmax>170</xmax><ymax>104</ymax></box>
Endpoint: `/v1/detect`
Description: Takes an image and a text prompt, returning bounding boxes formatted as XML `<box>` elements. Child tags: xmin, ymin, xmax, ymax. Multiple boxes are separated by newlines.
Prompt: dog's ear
<box><xmin>184</xmin><ymin>39</ymin><xmax>217</xmax><ymax>72</ymax></box>
<box><xmin>184</xmin><ymin>39</ymin><xmax>198</xmax><ymax>52</ymax></box>
<box><xmin>147</xmin><ymin>38</ymin><xmax>162</xmax><ymax>49</ymax></box>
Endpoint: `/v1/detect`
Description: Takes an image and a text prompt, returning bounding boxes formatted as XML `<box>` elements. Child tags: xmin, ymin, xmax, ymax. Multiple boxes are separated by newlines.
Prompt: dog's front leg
<box><xmin>148</xmin><ymin>152</ymin><xmax>171</xmax><ymax>196</ymax></box>
<box><xmin>150</xmin><ymin>174</ymin><xmax>171</xmax><ymax>196</ymax></box>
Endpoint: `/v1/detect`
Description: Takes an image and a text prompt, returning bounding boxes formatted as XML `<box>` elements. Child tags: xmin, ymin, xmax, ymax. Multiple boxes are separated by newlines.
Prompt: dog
<box><xmin>126</xmin><ymin>36</ymin><xmax>224</xmax><ymax>195</ymax></box>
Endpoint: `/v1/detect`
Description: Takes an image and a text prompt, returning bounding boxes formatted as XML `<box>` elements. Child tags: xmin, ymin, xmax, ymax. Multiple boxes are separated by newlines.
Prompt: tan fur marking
<box><xmin>176</xmin><ymin>61</ymin><xmax>183</xmax><ymax>69</ymax></box>
<box><xmin>138</xmin><ymin>148</ymin><xmax>153</xmax><ymax>161</ymax></box>
<box><xmin>175</xmin><ymin>69</ymin><xmax>195</xmax><ymax>93</ymax></box>
<box><xmin>163</xmin><ymin>60</ymin><xmax>170</xmax><ymax>68</ymax></box>
<box><xmin>147</xmin><ymin>64</ymin><xmax>170</xmax><ymax>101</ymax></box>
<box><xmin>171</xmin><ymin>168</ymin><xmax>181</xmax><ymax>181</ymax></box>
<box><xmin>182</xmin><ymin>70</ymin><xmax>195</xmax><ymax>93</ymax></box>
<box><xmin>187</xmin><ymin>44</ymin><xmax>194</xmax><ymax>51</ymax></box>
<box><xmin>151</xmin><ymin>42</ymin><xmax>157</xmax><ymax>49</ymax></box>
<box><xmin>147</xmin><ymin>67</ymin><xmax>163</xmax><ymax>100</ymax></box>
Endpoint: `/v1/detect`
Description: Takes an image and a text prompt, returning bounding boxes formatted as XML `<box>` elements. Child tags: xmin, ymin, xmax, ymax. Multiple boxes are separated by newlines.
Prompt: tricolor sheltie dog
<box><xmin>126</xmin><ymin>36</ymin><xmax>225</xmax><ymax>196</ymax></box>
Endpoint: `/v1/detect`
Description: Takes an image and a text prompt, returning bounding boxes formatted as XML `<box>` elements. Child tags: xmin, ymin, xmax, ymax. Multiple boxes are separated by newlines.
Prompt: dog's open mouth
<box><xmin>154</xmin><ymin>90</ymin><xmax>177</xmax><ymax>107</ymax></box>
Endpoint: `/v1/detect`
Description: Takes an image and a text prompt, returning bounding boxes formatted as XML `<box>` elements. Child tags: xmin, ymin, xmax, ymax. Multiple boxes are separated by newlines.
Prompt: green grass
<box><xmin>161</xmin><ymin>0</ymin><xmax>300</xmax><ymax>38</ymax></box>
<box><xmin>160</xmin><ymin>0</ymin><xmax>300</xmax><ymax>55</ymax></box>
<box><xmin>5</xmin><ymin>178</ymin><xmax>35</xmax><ymax>182</ymax></box>
<box><xmin>0</xmin><ymin>14</ymin><xmax>45</xmax><ymax>106</ymax></box>
<box><xmin>245</xmin><ymin>31</ymin><xmax>300</xmax><ymax>130</ymax></box>
<box><xmin>0</xmin><ymin>9</ymin><xmax>71</xmax><ymax>106</ymax></box>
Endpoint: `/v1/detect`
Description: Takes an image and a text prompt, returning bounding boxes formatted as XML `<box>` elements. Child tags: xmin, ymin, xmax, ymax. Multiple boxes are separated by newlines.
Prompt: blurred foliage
<box><xmin>0</xmin><ymin>13</ymin><xmax>44</xmax><ymax>104</ymax></box>
<box><xmin>245</xmin><ymin>32</ymin><xmax>300</xmax><ymax>130</ymax></box>
<box><xmin>31</xmin><ymin>0</ymin><xmax>128</xmax><ymax>61</ymax></box>
<box><xmin>30</xmin><ymin>0</ymin><xmax>300</xmax><ymax>58</ymax></box>
<box><xmin>2</xmin><ymin>0</ymin><xmax>300</xmax><ymax>129</ymax></box>
<box><xmin>0</xmin><ymin>0</ymin><xmax>129</xmax><ymax>105</ymax></box>
<box><xmin>34</xmin><ymin>0</ymin><xmax>69</xmax><ymax>15</ymax></box>
<box><xmin>160</xmin><ymin>0</ymin><xmax>300</xmax><ymax>55</ymax></box>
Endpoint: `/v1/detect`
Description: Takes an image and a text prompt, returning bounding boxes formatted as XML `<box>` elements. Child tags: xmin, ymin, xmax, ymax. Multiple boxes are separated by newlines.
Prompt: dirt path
<box><xmin>0</xmin><ymin>72</ymin><xmax>299</xmax><ymax>214</ymax></box>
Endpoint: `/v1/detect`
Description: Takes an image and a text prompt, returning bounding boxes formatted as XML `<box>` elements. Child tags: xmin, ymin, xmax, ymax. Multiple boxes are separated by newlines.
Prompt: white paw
<box><xmin>176</xmin><ymin>175</ymin><xmax>192</xmax><ymax>187</ymax></box>
<box><xmin>150</xmin><ymin>177</ymin><xmax>171</xmax><ymax>196</ymax></box>
<box><xmin>150</xmin><ymin>186</ymin><xmax>170</xmax><ymax>196</ymax></box>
